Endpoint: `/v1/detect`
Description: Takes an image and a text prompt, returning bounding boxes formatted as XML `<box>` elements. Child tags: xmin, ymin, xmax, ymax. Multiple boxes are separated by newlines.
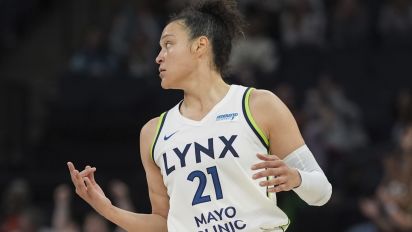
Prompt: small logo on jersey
<box><xmin>216</xmin><ymin>112</ymin><xmax>239</xmax><ymax>121</ymax></box>
<box><xmin>164</xmin><ymin>131</ymin><xmax>178</xmax><ymax>140</ymax></box>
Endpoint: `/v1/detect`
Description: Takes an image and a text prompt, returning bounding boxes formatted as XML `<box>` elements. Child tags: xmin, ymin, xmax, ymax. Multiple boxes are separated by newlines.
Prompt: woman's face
<box><xmin>156</xmin><ymin>20</ymin><xmax>197</xmax><ymax>89</ymax></box>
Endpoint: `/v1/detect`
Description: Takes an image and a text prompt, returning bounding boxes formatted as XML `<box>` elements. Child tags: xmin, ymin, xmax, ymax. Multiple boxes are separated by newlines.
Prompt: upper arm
<box><xmin>140</xmin><ymin>118</ymin><xmax>170</xmax><ymax>219</ymax></box>
<box><xmin>249</xmin><ymin>89</ymin><xmax>305</xmax><ymax>159</ymax></box>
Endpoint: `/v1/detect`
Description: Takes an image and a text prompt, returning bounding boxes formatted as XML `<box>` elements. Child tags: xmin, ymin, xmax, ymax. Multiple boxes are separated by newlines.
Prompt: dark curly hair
<box><xmin>170</xmin><ymin>0</ymin><xmax>245</xmax><ymax>76</ymax></box>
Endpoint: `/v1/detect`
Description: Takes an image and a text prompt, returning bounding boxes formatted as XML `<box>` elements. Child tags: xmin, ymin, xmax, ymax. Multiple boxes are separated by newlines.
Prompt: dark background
<box><xmin>1</xmin><ymin>0</ymin><xmax>412</xmax><ymax>231</ymax></box>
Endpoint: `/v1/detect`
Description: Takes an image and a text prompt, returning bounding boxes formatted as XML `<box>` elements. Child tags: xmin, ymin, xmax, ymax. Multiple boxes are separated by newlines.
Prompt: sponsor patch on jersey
<box><xmin>216</xmin><ymin>112</ymin><xmax>239</xmax><ymax>122</ymax></box>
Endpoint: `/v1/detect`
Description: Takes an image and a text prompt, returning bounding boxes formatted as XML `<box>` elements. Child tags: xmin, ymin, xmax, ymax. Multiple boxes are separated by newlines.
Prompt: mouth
<box><xmin>159</xmin><ymin>68</ymin><xmax>166</xmax><ymax>78</ymax></box>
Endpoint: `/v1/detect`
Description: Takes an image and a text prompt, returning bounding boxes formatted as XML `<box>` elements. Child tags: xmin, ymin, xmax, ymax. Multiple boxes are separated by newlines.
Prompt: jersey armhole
<box><xmin>150</xmin><ymin>111</ymin><xmax>168</xmax><ymax>161</ymax></box>
<box><xmin>242</xmin><ymin>88</ymin><xmax>273</xmax><ymax>198</ymax></box>
<box><xmin>242</xmin><ymin>88</ymin><xmax>270</xmax><ymax>150</ymax></box>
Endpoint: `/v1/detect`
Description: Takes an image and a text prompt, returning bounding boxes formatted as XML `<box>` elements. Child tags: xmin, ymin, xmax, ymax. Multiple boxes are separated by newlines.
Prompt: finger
<box><xmin>67</xmin><ymin>162</ymin><xmax>79</xmax><ymax>183</ymax></box>
<box><xmin>73</xmin><ymin>170</ymin><xmax>87</xmax><ymax>194</ymax></box>
<box><xmin>83</xmin><ymin>177</ymin><xmax>95</xmax><ymax>197</ymax></box>
<box><xmin>268</xmin><ymin>184</ymin><xmax>289</xmax><ymax>193</ymax></box>
<box><xmin>259</xmin><ymin>176</ymin><xmax>287</xmax><ymax>187</ymax></box>
<box><xmin>89</xmin><ymin>167</ymin><xmax>97</xmax><ymax>184</ymax></box>
<box><xmin>79</xmin><ymin>167</ymin><xmax>96</xmax><ymax>177</ymax></box>
<box><xmin>256</xmin><ymin>153</ymin><xmax>280</xmax><ymax>161</ymax></box>
<box><xmin>251</xmin><ymin>160</ymin><xmax>284</xmax><ymax>170</ymax></box>
<box><xmin>67</xmin><ymin>162</ymin><xmax>77</xmax><ymax>173</ymax></box>
<box><xmin>252</xmin><ymin>168</ymin><xmax>285</xmax><ymax>179</ymax></box>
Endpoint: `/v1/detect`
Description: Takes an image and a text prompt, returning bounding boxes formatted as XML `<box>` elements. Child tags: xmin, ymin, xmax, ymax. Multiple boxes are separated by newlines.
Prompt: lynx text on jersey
<box><xmin>162</xmin><ymin>135</ymin><xmax>239</xmax><ymax>176</ymax></box>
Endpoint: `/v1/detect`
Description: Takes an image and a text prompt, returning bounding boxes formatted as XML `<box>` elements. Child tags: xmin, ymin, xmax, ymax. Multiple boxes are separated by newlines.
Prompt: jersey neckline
<box><xmin>174</xmin><ymin>84</ymin><xmax>237</xmax><ymax>126</ymax></box>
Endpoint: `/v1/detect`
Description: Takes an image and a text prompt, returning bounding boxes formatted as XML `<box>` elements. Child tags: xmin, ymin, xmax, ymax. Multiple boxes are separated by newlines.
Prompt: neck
<box><xmin>180</xmin><ymin>71</ymin><xmax>230</xmax><ymax>120</ymax></box>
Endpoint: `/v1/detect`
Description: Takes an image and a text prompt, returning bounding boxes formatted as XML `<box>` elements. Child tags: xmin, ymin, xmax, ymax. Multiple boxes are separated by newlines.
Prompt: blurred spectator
<box><xmin>52</xmin><ymin>184</ymin><xmax>80</xmax><ymax>232</ymax></box>
<box><xmin>301</xmin><ymin>77</ymin><xmax>368</xmax><ymax>170</ymax></box>
<box><xmin>109</xmin><ymin>180</ymin><xmax>135</xmax><ymax>213</ymax></box>
<box><xmin>108</xmin><ymin>180</ymin><xmax>136</xmax><ymax>232</ymax></box>
<box><xmin>378</xmin><ymin>0</ymin><xmax>412</xmax><ymax>45</ymax></box>
<box><xmin>331</xmin><ymin>0</ymin><xmax>370</xmax><ymax>48</ymax></box>
<box><xmin>347</xmin><ymin>122</ymin><xmax>412</xmax><ymax>232</ymax></box>
<box><xmin>108</xmin><ymin>3</ymin><xmax>160</xmax><ymax>78</ymax></box>
<box><xmin>82</xmin><ymin>179</ymin><xmax>137</xmax><ymax>232</ymax></box>
<box><xmin>1</xmin><ymin>179</ymin><xmax>30</xmax><ymax>231</ymax></box>
<box><xmin>82</xmin><ymin>212</ymin><xmax>110</xmax><ymax>232</ymax></box>
<box><xmin>229</xmin><ymin>4</ymin><xmax>279</xmax><ymax>86</ymax></box>
<box><xmin>50</xmin><ymin>181</ymin><xmax>135</xmax><ymax>232</ymax></box>
<box><xmin>280</xmin><ymin>0</ymin><xmax>326</xmax><ymax>48</ymax></box>
<box><xmin>301</xmin><ymin>87</ymin><xmax>330</xmax><ymax>168</ymax></box>
<box><xmin>317</xmin><ymin>76</ymin><xmax>367</xmax><ymax>151</ymax></box>
<box><xmin>0</xmin><ymin>179</ymin><xmax>47</xmax><ymax>232</ymax></box>
<box><xmin>69</xmin><ymin>28</ymin><xmax>118</xmax><ymax>78</ymax></box>
<box><xmin>108</xmin><ymin>7</ymin><xmax>135</xmax><ymax>58</ymax></box>
<box><xmin>128</xmin><ymin>5</ymin><xmax>161</xmax><ymax>78</ymax></box>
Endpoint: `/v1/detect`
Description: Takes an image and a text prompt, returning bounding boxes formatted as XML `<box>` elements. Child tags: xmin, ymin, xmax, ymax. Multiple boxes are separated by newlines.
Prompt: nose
<box><xmin>156</xmin><ymin>49</ymin><xmax>164</xmax><ymax>64</ymax></box>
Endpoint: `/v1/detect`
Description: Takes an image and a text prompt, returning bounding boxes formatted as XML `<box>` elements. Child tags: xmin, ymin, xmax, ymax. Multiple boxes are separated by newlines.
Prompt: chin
<box><xmin>160</xmin><ymin>78</ymin><xmax>169</xmax><ymax>89</ymax></box>
<box><xmin>160</xmin><ymin>77</ymin><xmax>182</xmax><ymax>90</ymax></box>
<box><xmin>160</xmin><ymin>83</ymin><xmax>171</xmax><ymax>89</ymax></box>
<box><xmin>160</xmin><ymin>79</ymin><xmax>174</xmax><ymax>90</ymax></box>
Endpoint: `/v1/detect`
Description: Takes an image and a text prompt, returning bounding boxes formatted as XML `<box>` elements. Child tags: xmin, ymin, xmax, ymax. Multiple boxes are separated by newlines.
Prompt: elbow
<box><xmin>309</xmin><ymin>182</ymin><xmax>332</xmax><ymax>206</ymax></box>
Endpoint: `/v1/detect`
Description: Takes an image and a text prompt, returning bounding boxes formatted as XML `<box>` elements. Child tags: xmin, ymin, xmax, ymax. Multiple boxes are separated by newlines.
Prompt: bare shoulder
<box><xmin>140</xmin><ymin>117</ymin><xmax>161</xmax><ymax>161</ymax></box>
<box><xmin>249</xmin><ymin>88</ymin><xmax>304</xmax><ymax>157</ymax></box>
<box><xmin>140</xmin><ymin>117</ymin><xmax>160</xmax><ymax>140</ymax></box>
<box><xmin>248</xmin><ymin>89</ymin><xmax>292</xmax><ymax>131</ymax></box>
<box><xmin>249</xmin><ymin>89</ymin><xmax>288</xmax><ymax>112</ymax></box>
<box><xmin>139</xmin><ymin>116</ymin><xmax>170</xmax><ymax>218</ymax></box>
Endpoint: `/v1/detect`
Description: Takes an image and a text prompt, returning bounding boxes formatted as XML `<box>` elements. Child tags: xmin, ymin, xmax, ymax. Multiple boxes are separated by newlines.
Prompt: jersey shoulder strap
<box><xmin>150</xmin><ymin>111</ymin><xmax>168</xmax><ymax>161</ymax></box>
<box><xmin>242</xmin><ymin>87</ymin><xmax>269</xmax><ymax>150</ymax></box>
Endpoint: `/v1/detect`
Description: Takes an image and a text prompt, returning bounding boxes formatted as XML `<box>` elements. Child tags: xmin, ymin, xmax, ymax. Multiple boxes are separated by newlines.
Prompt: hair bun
<box><xmin>194</xmin><ymin>0</ymin><xmax>244</xmax><ymax>39</ymax></box>
<box><xmin>170</xmin><ymin>0</ymin><xmax>245</xmax><ymax>75</ymax></box>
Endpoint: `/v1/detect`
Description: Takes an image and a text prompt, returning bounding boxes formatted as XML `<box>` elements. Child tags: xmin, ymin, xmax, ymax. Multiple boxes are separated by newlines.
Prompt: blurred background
<box><xmin>1</xmin><ymin>0</ymin><xmax>412</xmax><ymax>231</ymax></box>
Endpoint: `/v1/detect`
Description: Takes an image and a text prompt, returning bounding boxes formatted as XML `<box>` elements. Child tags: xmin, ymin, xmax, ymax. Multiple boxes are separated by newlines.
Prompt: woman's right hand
<box><xmin>67</xmin><ymin>162</ymin><xmax>112</xmax><ymax>215</ymax></box>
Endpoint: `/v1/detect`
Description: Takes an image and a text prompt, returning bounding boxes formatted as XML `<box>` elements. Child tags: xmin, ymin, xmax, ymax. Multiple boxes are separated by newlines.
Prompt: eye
<box><xmin>165</xmin><ymin>41</ymin><xmax>172</xmax><ymax>48</ymax></box>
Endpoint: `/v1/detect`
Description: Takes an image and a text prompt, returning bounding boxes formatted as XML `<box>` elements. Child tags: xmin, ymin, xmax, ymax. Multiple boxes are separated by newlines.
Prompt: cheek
<box><xmin>168</xmin><ymin>51</ymin><xmax>195</xmax><ymax>76</ymax></box>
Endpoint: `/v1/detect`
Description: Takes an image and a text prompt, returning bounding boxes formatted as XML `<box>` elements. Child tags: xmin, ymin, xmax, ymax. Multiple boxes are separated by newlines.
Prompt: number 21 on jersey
<box><xmin>187</xmin><ymin>166</ymin><xmax>223</xmax><ymax>205</ymax></box>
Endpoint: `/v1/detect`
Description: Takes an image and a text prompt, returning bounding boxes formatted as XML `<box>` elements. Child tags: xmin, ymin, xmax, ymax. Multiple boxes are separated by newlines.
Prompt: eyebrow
<box><xmin>160</xmin><ymin>34</ymin><xmax>175</xmax><ymax>41</ymax></box>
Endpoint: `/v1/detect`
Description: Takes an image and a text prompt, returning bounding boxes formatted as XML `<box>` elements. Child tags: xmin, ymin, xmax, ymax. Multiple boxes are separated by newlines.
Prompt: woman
<box><xmin>67</xmin><ymin>0</ymin><xmax>332</xmax><ymax>231</ymax></box>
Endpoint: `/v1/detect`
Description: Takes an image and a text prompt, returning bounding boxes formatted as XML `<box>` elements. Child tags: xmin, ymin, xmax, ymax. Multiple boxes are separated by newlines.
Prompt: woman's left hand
<box><xmin>251</xmin><ymin>153</ymin><xmax>302</xmax><ymax>193</ymax></box>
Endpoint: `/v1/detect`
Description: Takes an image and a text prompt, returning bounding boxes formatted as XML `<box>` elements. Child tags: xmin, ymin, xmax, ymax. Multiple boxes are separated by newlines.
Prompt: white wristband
<box><xmin>283</xmin><ymin>145</ymin><xmax>332</xmax><ymax>206</ymax></box>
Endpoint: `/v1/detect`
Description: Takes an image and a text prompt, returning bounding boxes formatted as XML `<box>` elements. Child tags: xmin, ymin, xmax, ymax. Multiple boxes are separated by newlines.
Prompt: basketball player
<box><xmin>67</xmin><ymin>0</ymin><xmax>332</xmax><ymax>231</ymax></box>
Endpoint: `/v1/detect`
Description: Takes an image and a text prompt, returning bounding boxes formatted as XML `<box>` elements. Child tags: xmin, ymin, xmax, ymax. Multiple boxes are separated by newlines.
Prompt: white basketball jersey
<box><xmin>151</xmin><ymin>85</ymin><xmax>290</xmax><ymax>232</ymax></box>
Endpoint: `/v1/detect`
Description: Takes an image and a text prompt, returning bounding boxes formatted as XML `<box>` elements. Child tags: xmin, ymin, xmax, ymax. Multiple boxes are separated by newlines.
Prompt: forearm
<box><xmin>293</xmin><ymin>170</ymin><xmax>332</xmax><ymax>206</ymax></box>
<box><xmin>67</xmin><ymin>162</ymin><xmax>168</xmax><ymax>231</ymax></box>
<box><xmin>284</xmin><ymin>145</ymin><xmax>332</xmax><ymax>206</ymax></box>
<box><xmin>104</xmin><ymin>205</ymin><xmax>168</xmax><ymax>232</ymax></box>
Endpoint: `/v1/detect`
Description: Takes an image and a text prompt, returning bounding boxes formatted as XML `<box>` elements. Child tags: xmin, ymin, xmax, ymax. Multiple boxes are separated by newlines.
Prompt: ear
<box><xmin>191</xmin><ymin>36</ymin><xmax>209</xmax><ymax>57</ymax></box>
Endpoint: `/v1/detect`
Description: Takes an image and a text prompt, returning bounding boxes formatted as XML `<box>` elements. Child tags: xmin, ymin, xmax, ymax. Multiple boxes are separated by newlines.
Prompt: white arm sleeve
<box><xmin>283</xmin><ymin>145</ymin><xmax>332</xmax><ymax>206</ymax></box>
